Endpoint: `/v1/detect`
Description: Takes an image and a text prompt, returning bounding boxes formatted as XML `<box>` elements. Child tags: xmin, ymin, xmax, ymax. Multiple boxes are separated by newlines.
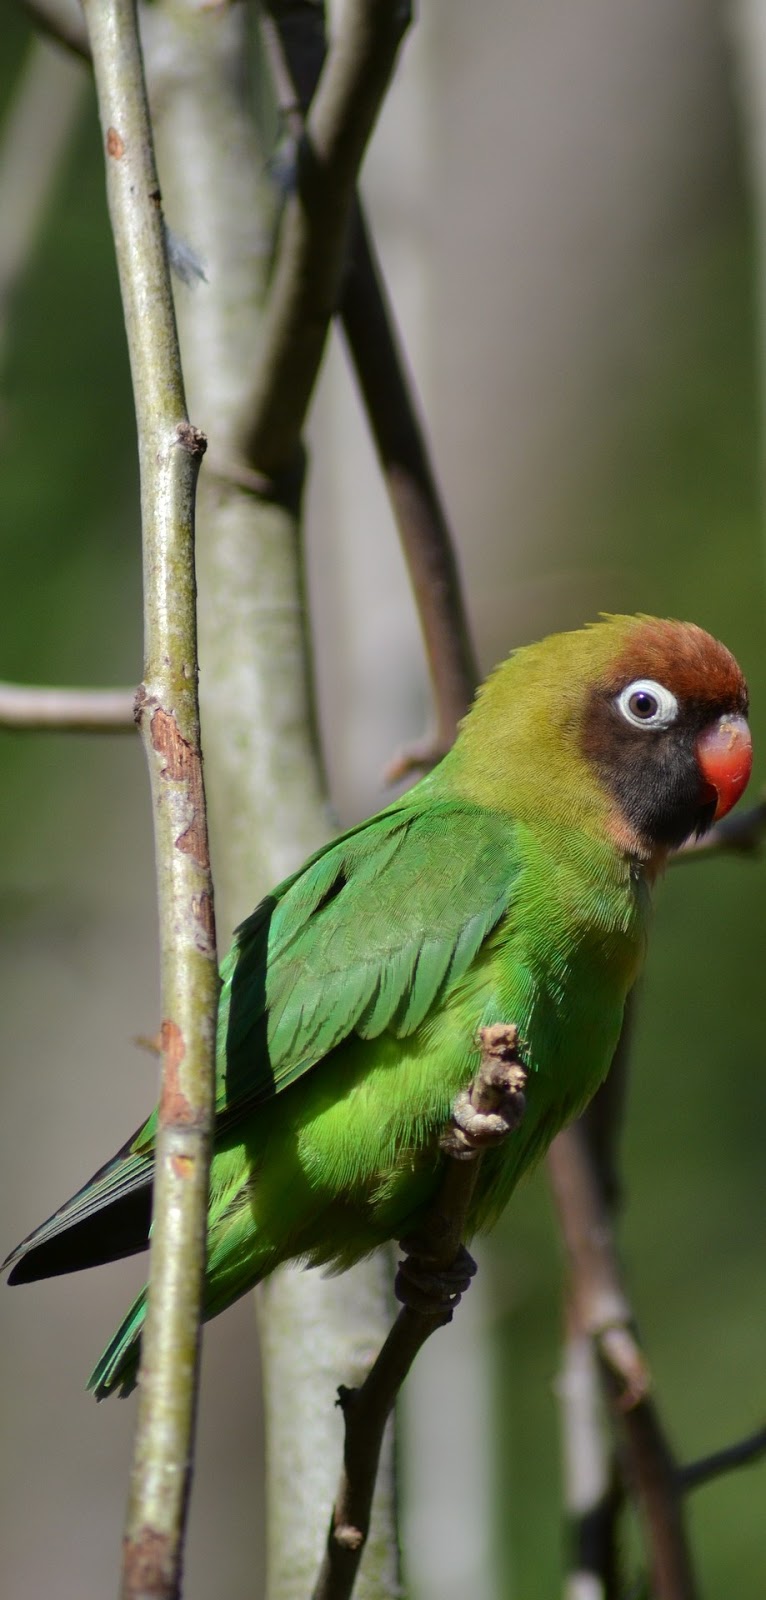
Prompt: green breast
<box><xmin>465</xmin><ymin>820</ymin><xmax>649</xmax><ymax>1230</ymax></box>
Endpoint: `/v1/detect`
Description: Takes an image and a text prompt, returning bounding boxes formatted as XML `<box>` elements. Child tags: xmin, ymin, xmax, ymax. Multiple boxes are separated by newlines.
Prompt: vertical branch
<box><xmin>81</xmin><ymin>4</ymin><xmax>219</xmax><ymax>1598</ymax></box>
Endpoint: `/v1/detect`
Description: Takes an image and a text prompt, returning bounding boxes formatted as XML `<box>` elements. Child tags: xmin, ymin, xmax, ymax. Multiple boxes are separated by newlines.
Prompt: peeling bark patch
<box><xmin>106</xmin><ymin>127</ymin><xmax>125</xmax><ymax>160</ymax></box>
<box><xmin>171</xmin><ymin>1153</ymin><xmax>194</xmax><ymax>1179</ymax></box>
<box><xmin>192</xmin><ymin>892</ymin><xmax>215</xmax><ymax>948</ymax></box>
<box><xmin>175</xmin><ymin>421</ymin><xmax>207</xmax><ymax>458</ymax></box>
<box><xmin>159</xmin><ymin>1020</ymin><xmax>194</xmax><ymax>1124</ymax></box>
<box><xmin>333</xmin><ymin>1524</ymin><xmax>364</xmax><ymax>1551</ymax></box>
<box><xmin>122</xmin><ymin>1526</ymin><xmax>173</xmax><ymax>1597</ymax></box>
<box><xmin>150</xmin><ymin>707</ymin><xmax>210</xmax><ymax>867</ymax></box>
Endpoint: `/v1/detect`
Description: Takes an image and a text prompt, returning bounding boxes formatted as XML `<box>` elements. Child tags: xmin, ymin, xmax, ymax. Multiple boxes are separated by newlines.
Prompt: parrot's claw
<box><xmin>442</xmin><ymin>1022</ymin><xmax>528</xmax><ymax>1157</ymax></box>
<box><xmin>394</xmin><ymin>1241</ymin><xmax>477</xmax><ymax>1320</ymax></box>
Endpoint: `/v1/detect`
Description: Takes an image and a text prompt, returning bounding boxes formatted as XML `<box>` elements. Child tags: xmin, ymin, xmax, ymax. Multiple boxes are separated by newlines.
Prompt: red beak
<box><xmin>696</xmin><ymin>714</ymin><xmax>752</xmax><ymax>821</ymax></box>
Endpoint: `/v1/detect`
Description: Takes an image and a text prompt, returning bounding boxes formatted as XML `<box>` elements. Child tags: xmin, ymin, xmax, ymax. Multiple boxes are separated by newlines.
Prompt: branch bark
<box><xmin>80</xmin><ymin>4</ymin><xmax>219</xmax><ymax>1598</ymax></box>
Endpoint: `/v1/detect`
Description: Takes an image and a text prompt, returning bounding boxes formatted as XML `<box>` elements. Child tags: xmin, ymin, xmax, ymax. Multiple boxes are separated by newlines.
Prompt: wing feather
<box><xmin>218</xmin><ymin>800</ymin><xmax>519</xmax><ymax>1120</ymax></box>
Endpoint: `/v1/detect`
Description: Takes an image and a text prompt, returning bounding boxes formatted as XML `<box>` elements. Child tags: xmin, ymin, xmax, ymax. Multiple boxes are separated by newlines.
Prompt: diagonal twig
<box><xmin>341</xmin><ymin>204</ymin><xmax>478</xmax><ymax>770</ymax></box>
<box><xmin>678</xmin><ymin>1424</ymin><xmax>766</xmax><ymax>1493</ymax></box>
<box><xmin>263</xmin><ymin>5</ymin><xmax>478</xmax><ymax>768</ymax></box>
<box><xmin>19</xmin><ymin>0</ymin><xmax>90</xmax><ymax>60</ymax></box>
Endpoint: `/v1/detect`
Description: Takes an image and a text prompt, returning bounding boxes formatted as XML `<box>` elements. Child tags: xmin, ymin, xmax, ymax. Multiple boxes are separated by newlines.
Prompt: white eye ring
<box><xmin>616</xmin><ymin>678</ymin><xmax>679</xmax><ymax>730</ymax></box>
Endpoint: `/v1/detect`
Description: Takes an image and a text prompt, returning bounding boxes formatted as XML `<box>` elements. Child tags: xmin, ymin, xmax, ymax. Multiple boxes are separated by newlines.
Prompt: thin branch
<box><xmin>313</xmin><ymin>1025</ymin><xmax>527</xmax><ymax>1600</ymax></box>
<box><xmin>673</xmin><ymin>795</ymin><xmax>766</xmax><ymax>862</ymax></box>
<box><xmin>548</xmin><ymin>1123</ymin><xmax>699</xmax><ymax>1600</ymax></box>
<box><xmin>341</xmin><ymin>205</ymin><xmax>478</xmax><ymax>764</ymax></box>
<box><xmin>0</xmin><ymin>681</ymin><xmax>135</xmax><ymax>730</ymax></box>
<box><xmin>678</xmin><ymin>1424</ymin><xmax>766</xmax><ymax>1493</ymax></box>
<box><xmin>19</xmin><ymin>0</ymin><xmax>90</xmax><ymax>60</ymax></box>
<box><xmin>81</xmin><ymin>4</ymin><xmax>219</xmax><ymax>1599</ymax></box>
<box><xmin>263</xmin><ymin>6</ymin><xmax>478</xmax><ymax>764</ymax></box>
<box><xmin>246</xmin><ymin>0</ymin><xmax>412</xmax><ymax>481</ymax></box>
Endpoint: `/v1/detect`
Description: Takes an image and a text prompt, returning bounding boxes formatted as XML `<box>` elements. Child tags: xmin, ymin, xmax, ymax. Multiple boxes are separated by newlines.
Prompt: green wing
<box><xmin>215</xmin><ymin>798</ymin><xmax>520</xmax><ymax>1124</ymax></box>
<box><xmin>4</xmin><ymin>798</ymin><xmax>519</xmax><ymax>1285</ymax></box>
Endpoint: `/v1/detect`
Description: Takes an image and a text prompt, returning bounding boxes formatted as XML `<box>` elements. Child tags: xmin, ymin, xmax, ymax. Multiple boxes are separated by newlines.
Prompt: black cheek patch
<box><xmin>583</xmin><ymin>695</ymin><xmax>709</xmax><ymax>851</ymax></box>
<box><xmin>606</xmin><ymin>737</ymin><xmax>704</xmax><ymax>849</ymax></box>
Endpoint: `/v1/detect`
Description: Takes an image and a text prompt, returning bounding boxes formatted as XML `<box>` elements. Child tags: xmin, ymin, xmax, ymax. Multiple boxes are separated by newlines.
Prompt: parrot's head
<box><xmin>578</xmin><ymin>616</ymin><xmax>751</xmax><ymax>856</ymax></box>
<box><xmin>452</xmin><ymin>615</ymin><xmax>752</xmax><ymax>866</ymax></box>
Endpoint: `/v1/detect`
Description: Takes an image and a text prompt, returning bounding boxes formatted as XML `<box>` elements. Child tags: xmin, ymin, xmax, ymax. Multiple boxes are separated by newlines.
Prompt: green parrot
<box><xmin>4</xmin><ymin>615</ymin><xmax>752</xmax><ymax>1398</ymax></box>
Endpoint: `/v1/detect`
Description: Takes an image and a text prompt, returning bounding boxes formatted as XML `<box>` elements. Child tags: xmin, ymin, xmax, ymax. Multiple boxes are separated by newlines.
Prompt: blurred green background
<box><xmin>1</xmin><ymin>4</ymin><xmax>764</xmax><ymax>1598</ymax></box>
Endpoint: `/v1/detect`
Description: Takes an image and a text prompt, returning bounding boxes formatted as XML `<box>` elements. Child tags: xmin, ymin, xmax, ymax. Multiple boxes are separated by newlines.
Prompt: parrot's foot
<box><xmin>394</xmin><ymin>1240</ymin><xmax>477</xmax><ymax>1320</ymax></box>
<box><xmin>442</xmin><ymin>1022</ymin><xmax>528</xmax><ymax>1158</ymax></box>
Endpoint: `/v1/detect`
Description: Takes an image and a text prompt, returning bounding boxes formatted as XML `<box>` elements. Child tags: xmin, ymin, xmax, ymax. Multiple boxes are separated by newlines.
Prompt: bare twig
<box><xmin>81</xmin><ymin>3</ymin><xmax>219</xmax><ymax>1597</ymax></box>
<box><xmin>342</xmin><ymin>204</ymin><xmax>478</xmax><ymax>766</ymax></box>
<box><xmin>19</xmin><ymin>0</ymin><xmax>90</xmax><ymax>60</ymax></box>
<box><xmin>246</xmin><ymin>0</ymin><xmax>412</xmax><ymax>481</ymax></box>
<box><xmin>673</xmin><ymin>795</ymin><xmax>766</xmax><ymax>862</ymax></box>
<box><xmin>678</xmin><ymin>1424</ymin><xmax>766</xmax><ymax>1492</ymax></box>
<box><xmin>0</xmin><ymin>681</ymin><xmax>135</xmax><ymax>730</ymax></box>
<box><xmin>313</xmin><ymin>1025</ymin><xmax>527</xmax><ymax>1600</ymax></box>
<box><xmin>263</xmin><ymin>7</ymin><xmax>478</xmax><ymax>767</ymax></box>
<box><xmin>549</xmin><ymin>1122</ymin><xmax>698</xmax><ymax>1600</ymax></box>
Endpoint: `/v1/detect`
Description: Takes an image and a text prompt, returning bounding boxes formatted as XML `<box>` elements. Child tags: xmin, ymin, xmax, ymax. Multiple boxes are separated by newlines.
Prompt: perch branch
<box><xmin>263</xmin><ymin>8</ymin><xmax>478</xmax><ymax>767</ymax></box>
<box><xmin>313</xmin><ymin>1024</ymin><xmax>527</xmax><ymax>1600</ymax></box>
<box><xmin>548</xmin><ymin>1121</ymin><xmax>698</xmax><ymax>1600</ymax></box>
<box><xmin>81</xmin><ymin>3</ymin><xmax>219</xmax><ymax>1597</ymax></box>
<box><xmin>0</xmin><ymin>681</ymin><xmax>135</xmax><ymax>730</ymax></box>
<box><xmin>246</xmin><ymin>0</ymin><xmax>412</xmax><ymax>482</ymax></box>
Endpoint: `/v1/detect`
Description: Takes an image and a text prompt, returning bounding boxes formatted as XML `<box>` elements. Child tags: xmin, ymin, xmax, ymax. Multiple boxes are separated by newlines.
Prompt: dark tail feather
<box><xmin>4</xmin><ymin>1133</ymin><xmax>153</xmax><ymax>1284</ymax></box>
<box><xmin>6</xmin><ymin>1188</ymin><xmax>152</xmax><ymax>1283</ymax></box>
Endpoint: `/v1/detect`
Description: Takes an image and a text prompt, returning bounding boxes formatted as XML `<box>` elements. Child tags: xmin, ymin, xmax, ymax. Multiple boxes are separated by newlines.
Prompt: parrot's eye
<box><xmin>616</xmin><ymin>678</ymin><xmax>679</xmax><ymax>730</ymax></box>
